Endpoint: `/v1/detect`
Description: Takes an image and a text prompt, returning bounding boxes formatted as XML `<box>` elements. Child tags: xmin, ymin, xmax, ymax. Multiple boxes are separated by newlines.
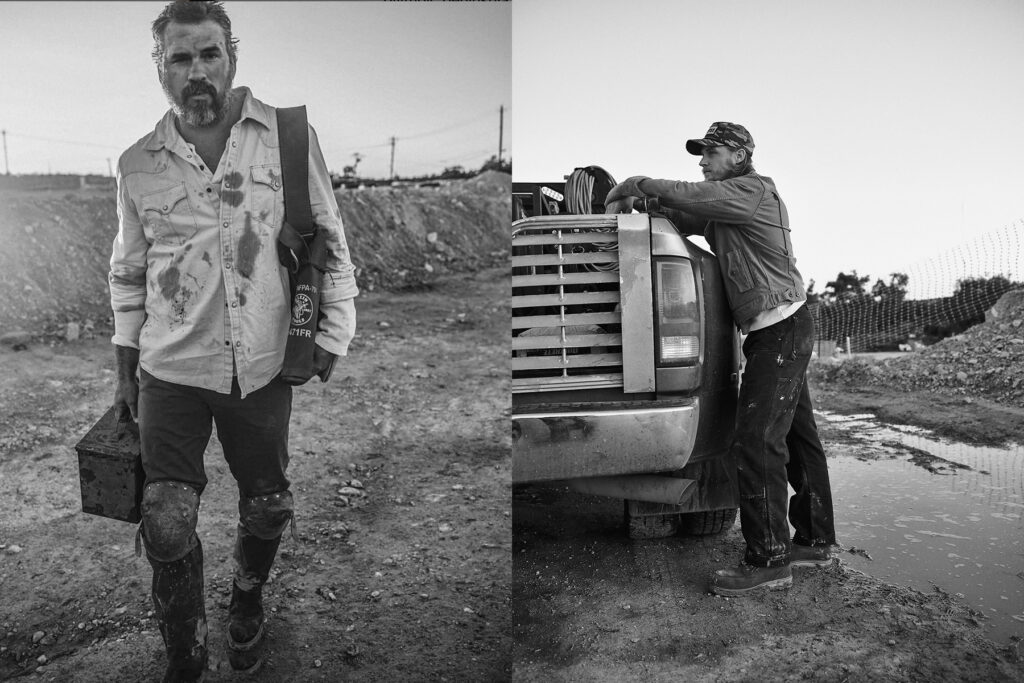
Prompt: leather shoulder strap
<box><xmin>276</xmin><ymin>106</ymin><xmax>314</xmax><ymax>239</ymax></box>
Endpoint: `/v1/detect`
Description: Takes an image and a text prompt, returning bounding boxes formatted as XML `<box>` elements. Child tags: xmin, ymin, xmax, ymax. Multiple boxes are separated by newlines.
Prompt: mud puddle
<box><xmin>819</xmin><ymin>410</ymin><xmax>1024</xmax><ymax>644</ymax></box>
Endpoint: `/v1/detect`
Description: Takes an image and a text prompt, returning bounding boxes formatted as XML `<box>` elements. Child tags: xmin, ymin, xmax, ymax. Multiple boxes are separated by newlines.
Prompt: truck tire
<box><xmin>624</xmin><ymin>500</ymin><xmax>680</xmax><ymax>540</ymax></box>
<box><xmin>678</xmin><ymin>507</ymin><xmax>738</xmax><ymax>536</ymax></box>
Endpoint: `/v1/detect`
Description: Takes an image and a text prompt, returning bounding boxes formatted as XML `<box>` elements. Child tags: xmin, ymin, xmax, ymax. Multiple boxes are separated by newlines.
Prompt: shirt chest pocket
<box><xmin>250</xmin><ymin>165</ymin><xmax>283</xmax><ymax>228</ymax></box>
<box><xmin>139</xmin><ymin>183</ymin><xmax>198</xmax><ymax>247</ymax></box>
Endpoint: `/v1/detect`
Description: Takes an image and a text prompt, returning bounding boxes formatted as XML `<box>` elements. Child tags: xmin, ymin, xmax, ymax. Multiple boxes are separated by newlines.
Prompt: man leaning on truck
<box><xmin>604</xmin><ymin>122</ymin><xmax>836</xmax><ymax>596</ymax></box>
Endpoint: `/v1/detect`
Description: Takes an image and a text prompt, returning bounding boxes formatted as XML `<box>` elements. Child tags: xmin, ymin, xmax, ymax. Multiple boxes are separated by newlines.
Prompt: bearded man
<box><xmin>108</xmin><ymin>2</ymin><xmax>358</xmax><ymax>679</ymax></box>
<box><xmin>605</xmin><ymin>122</ymin><xmax>837</xmax><ymax>597</ymax></box>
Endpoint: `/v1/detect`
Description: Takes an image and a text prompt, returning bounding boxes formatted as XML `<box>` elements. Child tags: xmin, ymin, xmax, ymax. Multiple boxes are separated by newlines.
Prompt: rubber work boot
<box><xmin>148</xmin><ymin>541</ymin><xmax>208</xmax><ymax>683</ymax></box>
<box><xmin>228</xmin><ymin>583</ymin><xmax>266</xmax><ymax>651</ymax></box>
<box><xmin>790</xmin><ymin>543</ymin><xmax>836</xmax><ymax>568</ymax></box>
<box><xmin>710</xmin><ymin>562</ymin><xmax>792</xmax><ymax>597</ymax></box>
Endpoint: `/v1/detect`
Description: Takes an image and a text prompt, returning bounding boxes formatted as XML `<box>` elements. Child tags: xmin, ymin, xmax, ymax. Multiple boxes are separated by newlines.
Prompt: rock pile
<box><xmin>810</xmin><ymin>289</ymin><xmax>1024</xmax><ymax>407</ymax></box>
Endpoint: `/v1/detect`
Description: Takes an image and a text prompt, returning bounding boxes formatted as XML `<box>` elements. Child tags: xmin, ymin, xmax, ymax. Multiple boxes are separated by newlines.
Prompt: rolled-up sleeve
<box><xmin>108</xmin><ymin>159</ymin><xmax>149</xmax><ymax>349</ymax></box>
<box><xmin>307</xmin><ymin>124</ymin><xmax>358</xmax><ymax>355</ymax></box>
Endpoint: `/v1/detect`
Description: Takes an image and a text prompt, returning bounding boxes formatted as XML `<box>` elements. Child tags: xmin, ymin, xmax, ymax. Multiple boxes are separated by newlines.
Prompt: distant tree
<box><xmin>440</xmin><ymin>165</ymin><xmax>468</xmax><ymax>179</ymax></box>
<box><xmin>479</xmin><ymin>155</ymin><xmax>511</xmax><ymax>174</ymax></box>
<box><xmin>822</xmin><ymin>270</ymin><xmax>871</xmax><ymax>304</ymax></box>
<box><xmin>871</xmin><ymin>272</ymin><xmax>909</xmax><ymax>303</ymax></box>
<box><xmin>951</xmin><ymin>275</ymin><xmax>1020</xmax><ymax>325</ymax></box>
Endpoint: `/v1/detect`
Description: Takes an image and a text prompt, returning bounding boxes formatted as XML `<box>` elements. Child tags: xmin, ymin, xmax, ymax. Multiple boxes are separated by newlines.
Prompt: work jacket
<box><xmin>609</xmin><ymin>170</ymin><xmax>806</xmax><ymax>328</ymax></box>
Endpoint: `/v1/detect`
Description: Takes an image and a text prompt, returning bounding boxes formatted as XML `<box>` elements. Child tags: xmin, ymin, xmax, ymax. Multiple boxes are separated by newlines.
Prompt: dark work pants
<box><xmin>138</xmin><ymin>369</ymin><xmax>292</xmax><ymax>497</ymax></box>
<box><xmin>731</xmin><ymin>305</ymin><xmax>836</xmax><ymax>568</ymax></box>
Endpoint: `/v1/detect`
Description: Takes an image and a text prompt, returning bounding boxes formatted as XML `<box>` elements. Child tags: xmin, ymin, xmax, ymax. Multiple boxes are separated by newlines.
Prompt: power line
<box><xmin>336</xmin><ymin>106</ymin><xmax>506</xmax><ymax>154</ymax></box>
<box><xmin>5</xmin><ymin>131</ymin><xmax>123</xmax><ymax>151</ymax></box>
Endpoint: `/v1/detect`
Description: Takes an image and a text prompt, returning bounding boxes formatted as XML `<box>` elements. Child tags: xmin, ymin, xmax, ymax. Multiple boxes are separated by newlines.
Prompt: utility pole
<box><xmin>2</xmin><ymin>130</ymin><xmax>8</xmax><ymax>175</ymax></box>
<box><xmin>107</xmin><ymin>157</ymin><xmax>113</xmax><ymax>177</ymax></box>
<box><xmin>497</xmin><ymin>105</ymin><xmax>504</xmax><ymax>163</ymax></box>
<box><xmin>389</xmin><ymin>136</ymin><xmax>396</xmax><ymax>180</ymax></box>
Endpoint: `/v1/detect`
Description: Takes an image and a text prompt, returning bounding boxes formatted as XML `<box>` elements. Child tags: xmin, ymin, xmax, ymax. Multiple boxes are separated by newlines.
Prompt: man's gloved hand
<box><xmin>113</xmin><ymin>345</ymin><xmax>140</xmax><ymax>422</ymax></box>
<box><xmin>313</xmin><ymin>344</ymin><xmax>337</xmax><ymax>382</ymax></box>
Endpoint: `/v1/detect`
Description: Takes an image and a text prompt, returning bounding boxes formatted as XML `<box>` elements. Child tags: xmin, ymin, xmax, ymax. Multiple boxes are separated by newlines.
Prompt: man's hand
<box><xmin>604</xmin><ymin>197</ymin><xmax>637</xmax><ymax>214</ymax></box>
<box><xmin>605</xmin><ymin>176</ymin><xmax>650</xmax><ymax>206</ymax></box>
<box><xmin>113</xmin><ymin>345</ymin><xmax>140</xmax><ymax>422</ymax></box>
<box><xmin>313</xmin><ymin>344</ymin><xmax>337</xmax><ymax>382</ymax></box>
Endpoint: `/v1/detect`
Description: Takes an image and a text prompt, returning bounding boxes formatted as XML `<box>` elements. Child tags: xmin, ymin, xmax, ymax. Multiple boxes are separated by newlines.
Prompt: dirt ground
<box><xmin>812</xmin><ymin>381</ymin><xmax>1024</xmax><ymax>448</ymax></box>
<box><xmin>512</xmin><ymin>378</ymin><xmax>1024</xmax><ymax>682</ymax></box>
<box><xmin>0</xmin><ymin>268</ymin><xmax>510</xmax><ymax>681</ymax></box>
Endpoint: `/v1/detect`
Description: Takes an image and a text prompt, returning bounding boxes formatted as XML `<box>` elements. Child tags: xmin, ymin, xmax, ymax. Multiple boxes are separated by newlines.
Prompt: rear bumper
<box><xmin>512</xmin><ymin>401</ymin><xmax>699</xmax><ymax>483</ymax></box>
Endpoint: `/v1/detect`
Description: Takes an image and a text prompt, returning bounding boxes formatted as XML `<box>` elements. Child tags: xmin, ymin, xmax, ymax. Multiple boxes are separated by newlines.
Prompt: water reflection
<box><xmin>818</xmin><ymin>410</ymin><xmax>1024</xmax><ymax>644</ymax></box>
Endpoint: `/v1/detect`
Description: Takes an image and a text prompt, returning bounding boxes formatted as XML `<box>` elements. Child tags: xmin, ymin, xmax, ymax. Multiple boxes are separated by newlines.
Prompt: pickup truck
<box><xmin>512</xmin><ymin>173</ymin><xmax>741</xmax><ymax>539</ymax></box>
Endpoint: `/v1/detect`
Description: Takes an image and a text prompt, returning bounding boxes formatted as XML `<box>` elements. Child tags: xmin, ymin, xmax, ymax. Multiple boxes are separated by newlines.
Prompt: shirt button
<box><xmin>162</xmin><ymin>205</ymin><xmax>169</xmax><ymax>211</ymax></box>
<box><xmin>235</xmin><ymin>341</ymin><xmax>241</xmax><ymax>347</ymax></box>
<box><xmin>231</xmin><ymin>301</ymin><xmax>238</xmax><ymax>308</ymax></box>
<box><xmin>225</xmin><ymin>341</ymin><xmax>230</xmax><ymax>346</ymax></box>
<box><xmin>231</xmin><ymin>141</ymin><xmax>237</xmax><ymax>147</ymax></box>
<box><xmin>223</xmin><ymin>221</ymin><xmax>229</xmax><ymax>228</ymax></box>
<box><xmin>206</xmin><ymin>187</ymin><xmax>213</xmax><ymax>193</ymax></box>
<box><xmin>225</xmin><ymin>263</ymin><xmax>232</xmax><ymax>270</ymax></box>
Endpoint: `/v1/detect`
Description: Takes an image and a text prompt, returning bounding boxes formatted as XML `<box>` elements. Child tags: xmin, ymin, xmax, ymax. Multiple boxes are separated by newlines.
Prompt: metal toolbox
<box><xmin>74</xmin><ymin>406</ymin><xmax>145</xmax><ymax>523</ymax></box>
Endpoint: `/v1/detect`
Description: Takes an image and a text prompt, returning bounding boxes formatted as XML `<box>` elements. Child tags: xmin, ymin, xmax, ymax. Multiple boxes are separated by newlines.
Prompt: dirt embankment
<box><xmin>810</xmin><ymin>289</ymin><xmax>1024</xmax><ymax>410</ymax></box>
<box><xmin>0</xmin><ymin>172</ymin><xmax>511</xmax><ymax>342</ymax></box>
<box><xmin>338</xmin><ymin>171</ymin><xmax>510</xmax><ymax>292</ymax></box>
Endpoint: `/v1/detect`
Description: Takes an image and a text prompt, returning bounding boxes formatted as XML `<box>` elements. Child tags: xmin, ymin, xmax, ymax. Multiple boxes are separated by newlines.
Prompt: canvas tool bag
<box><xmin>276</xmin><ymin>105</ymin><xmax>334</xmax><ymax>385</ymax></box>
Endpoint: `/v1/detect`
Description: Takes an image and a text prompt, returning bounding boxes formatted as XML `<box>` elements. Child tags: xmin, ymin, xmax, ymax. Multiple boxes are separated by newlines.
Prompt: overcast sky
<box><xmin>1</xmin><ymin>1</ymin><xmax>511</xmax><ymax>179</ymax></box>
<box><xmin>512</xmin><ymin>0</ymin><xmax>1024</xmax><ymax>295</ymax></box>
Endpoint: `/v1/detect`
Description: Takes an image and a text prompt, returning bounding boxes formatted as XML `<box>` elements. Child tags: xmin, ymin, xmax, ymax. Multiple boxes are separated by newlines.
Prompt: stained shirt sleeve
<box><xmin>307</xmin><ymin>124</ymin><xmax>358</xmax><ymax>355</ymax></box>
<box><xmin>108</xmin><ymin>158</ymin><xmax>149</xmax><ymax>349</ymax></box>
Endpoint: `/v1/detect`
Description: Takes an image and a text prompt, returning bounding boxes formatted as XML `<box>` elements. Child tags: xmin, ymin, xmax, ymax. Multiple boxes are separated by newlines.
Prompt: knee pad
<box><xmin>141</xmin><ymin>481</ymin><xmax>200</xmax><ymax>562</ymax></box>
<box><xmin>238</xmin><ymin>490</ymin><xmax>294</xmax><ymax>540</ymax></box>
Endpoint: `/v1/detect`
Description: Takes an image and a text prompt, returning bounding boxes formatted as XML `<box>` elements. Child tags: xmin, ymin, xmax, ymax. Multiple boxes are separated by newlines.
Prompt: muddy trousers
<box><xmin>147</xmin><ymin>540</ymin><xmax>207</xmax><ymax>677</ymax></box>
<box><xmin>732</xmin><ymin>305</ymin><xmax>836</xmax><ymax>568</ymax></box>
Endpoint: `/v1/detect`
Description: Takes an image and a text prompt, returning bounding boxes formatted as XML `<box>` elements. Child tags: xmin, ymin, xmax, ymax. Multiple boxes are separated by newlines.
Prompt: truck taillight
<box><xmin>655</xmin><ymin>258</ymin><xmax>700</xmax><ymax>366</ymax></box>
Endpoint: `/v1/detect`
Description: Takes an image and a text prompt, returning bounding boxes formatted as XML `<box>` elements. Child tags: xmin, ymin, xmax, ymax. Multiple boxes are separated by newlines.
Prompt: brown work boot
<box><xmin>790</xmin><ymin>543</ymin><xmax>836</xmax><ymax>568</ymax></box>
<box><xmin>710</xmin><ymin>562</ymin><xmax>792</xmax><ymax>596</ymax></box>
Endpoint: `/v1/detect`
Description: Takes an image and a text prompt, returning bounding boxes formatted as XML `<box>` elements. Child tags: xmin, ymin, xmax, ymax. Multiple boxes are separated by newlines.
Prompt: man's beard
<box><xmin>164</xmin><ymin>78</ymin><xmax>234</xmax><ymax>127</ymax></box>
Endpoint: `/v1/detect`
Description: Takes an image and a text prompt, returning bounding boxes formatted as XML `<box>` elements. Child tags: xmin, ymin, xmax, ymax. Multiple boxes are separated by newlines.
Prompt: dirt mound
<box><xmin>810</xmin><ymin>289</ymin><xmax>1024</xmax><ymax>407</ymax></box>
<box><xmin>338</xmin><ymin>171</ymin><xmax>509</xmax><ymax>292</ymax></box>
<box><xmin>0</xmin><ymin>172</ymin><xmax>510</xmax><ymax>342</ymax></box>
<box><xmin>0</xmin><ymin>190</ymin><xmax>116</xmax><ymax>342</ymax></box>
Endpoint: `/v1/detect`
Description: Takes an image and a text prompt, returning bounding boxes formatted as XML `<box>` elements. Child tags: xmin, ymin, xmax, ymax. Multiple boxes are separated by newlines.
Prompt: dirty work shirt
<box><xmin>109</xmin><ymin>87</ymin><xmax>358</xmax><ymax>396</ymax></box>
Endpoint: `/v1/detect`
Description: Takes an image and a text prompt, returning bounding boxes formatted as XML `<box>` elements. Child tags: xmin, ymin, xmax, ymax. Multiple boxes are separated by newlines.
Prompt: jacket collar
<box><xmin>141</xmin><ymin>86</ymin><xmax>271</xmax><ymax>151</ymax></box>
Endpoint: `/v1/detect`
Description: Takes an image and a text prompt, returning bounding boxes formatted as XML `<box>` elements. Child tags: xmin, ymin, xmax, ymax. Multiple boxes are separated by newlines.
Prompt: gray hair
<box><xmin>151</xmin><ymin>1</ymin><xmax>239</xmax><ymax>70</ymax></box>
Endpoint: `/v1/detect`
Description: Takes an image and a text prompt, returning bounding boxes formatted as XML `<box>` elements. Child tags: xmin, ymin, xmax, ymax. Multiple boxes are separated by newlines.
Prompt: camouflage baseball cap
<box><xmin>685</xmin><ymin>122</ymin><xmax>754</xmax><ymax>155</ymax></box>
